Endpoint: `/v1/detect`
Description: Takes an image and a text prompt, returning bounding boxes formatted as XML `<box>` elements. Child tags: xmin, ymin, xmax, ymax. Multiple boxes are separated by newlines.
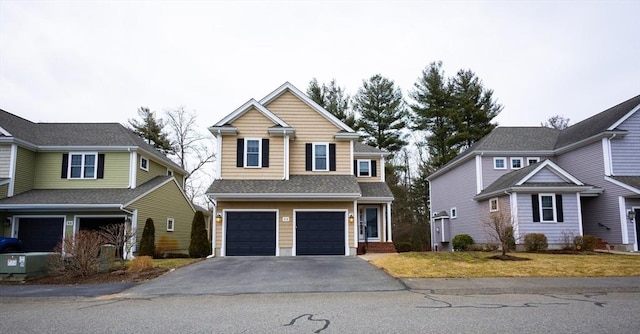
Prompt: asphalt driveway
<box><xmin>127</xmin><ymin>256</ymin><xmax>406</xmax><ymax>296</ymax></box>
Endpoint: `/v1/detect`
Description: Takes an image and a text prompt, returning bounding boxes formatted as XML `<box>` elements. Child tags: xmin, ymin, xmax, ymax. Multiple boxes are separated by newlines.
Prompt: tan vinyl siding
<box><xmin>265</xmin><ymin>91</ymin><xmax>350</xmax><ymax>174</ymax></box>
<box><xmin>220</xmin><ymin>107</ymin><xmax>284</xmax><ymax>179</ymax></box>
<box><xmin>14</xmin><ymin>147</ymin><xmax>36</xmax><ymax>195</ymax></box>
<box><xmin>0</xmin><ymin>145</ymin><xmax>10</xmax><ymax>178</ymax></box>
<box><xmin>129</xmin><ymin>180</ymin><xmax>195</xmax><ymax>254</ymax></box>
<box><xmin>33</xmin><ymin>152</ymin><xmax>130</xmax><ymax>189</ymax></box>
<box><xmin>215</xmin><ymin>201</ymin><xmax>354</xmax><ymax>250</ymax></box>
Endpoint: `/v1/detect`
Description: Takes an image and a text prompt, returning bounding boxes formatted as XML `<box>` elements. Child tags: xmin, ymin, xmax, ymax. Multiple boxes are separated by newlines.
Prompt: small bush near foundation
<box><xmin>452</xmin><ymin>234</ymin><xmax>474</xmax><ymax>251</ymax></box>
<box><xmin>129</xmin><ymin>256</ymin><xmax>154</xmax><ymax>272</ymax></box>
<box><xmin>395</xmin><ymin>242</ymin><xmax>411</xmax><ymax>253</ymax></box>
<box><xmin>524</xmin><ymin>233</ymin><xmax>548</xmax><ymax>252</ymax></box>
<box><xmin>49</xmin><ymin>230</ymin><xmax>106</xmax><ymax>277</ymax></box>
<box><xmin>574</xmin><ymin>235</ymin><xmax>597</xmax><ymax>252</ymax></box>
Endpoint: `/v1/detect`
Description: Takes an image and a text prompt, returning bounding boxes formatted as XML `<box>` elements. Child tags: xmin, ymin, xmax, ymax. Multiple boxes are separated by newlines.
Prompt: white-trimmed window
<box><xmin>166</xmin><ymin>218</ymin><xmax>175</xmax><ymax>232</ymax></box>
<box><xmin>539</xmin><ymin>194</ymin><xmax>556</xmax><ymax>222</ymax></box>
<box><xmin>167</xmin><ymin>169</ymin><xmax>173</xmax><ymax>176</ymax></box>
<box><xmin>489</xmin><ymin>197</ymin><xmax>499</xmax><ymax>212</ymax></box>
<box><xmin>313</xmin><ymin>143</ymin><xmax>329</xmax><ymax>171</ymax></box>
<box><xmin>511</xmin><ymin>157</ymin><xmax>523</xmax><ymax>169</ymax></box>
<box><xmin>450</xmin><ymin>207</ymin><xmax>457</xmax><ymax>219</ymax></box>
<box><xmin>140</xmin><ymin>157</ymin><xmax>149</xmax><ymax>171</ymax></box>
<box><xmin>358</xmin><ymin>160</ymin><xmax>371</xmax><ymax>177</ymax></box>
<box><xmin>494</xmin><ymin>157</ymin><xmax>506</xmax><ymax>169</ymax></box>
<box><xmin>527</xmin><ymin>157</ymin><xmax>540</xmax><ymax>166</ymax></box>
<box><xmin>244</xmin><ymin>138</ymin><xmax>261</xmax><ymax>168</ymax></box>
<box><xmin>69</xmin><ymin>153</ymin><xmax>97</xmax><ymax>179</ymax></box>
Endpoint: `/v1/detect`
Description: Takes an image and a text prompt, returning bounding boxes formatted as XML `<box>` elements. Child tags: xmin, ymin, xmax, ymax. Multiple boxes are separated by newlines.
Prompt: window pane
<box><xmin>495</xmin><ymin>159</ymin><xmax>504</xmax><ymax>168</ymax></box>
<box><xmin>359</xmin><ymin>161</ymin><xmax>369</xmax><ymax>176</ymax></box>
<box><xmin>247</xmin><ymin>140</ymin><xmax>259</xmax><ymax>153</ymax></box>
<box><xmin>512</xmin><ymin>159</ymin><xmax>521</xmax><ymax>168</ymax></box>
<box><xmin>315</xmin><ymin>144</ymin><xmax>327</xmax><ymax>170</ymax></box>
<box><xmin>542</xmin><ymin>208</ymin><xmax>554</xmax><ymax>221</ymax></box>
<box><xmin>84</xmin><ymin>154</ymin><xmax>95</xmax><ymax>166</ymax></box>
<box><xmin>71</xmin><ymin>155</ymin><xmax>82</xmax><ymax>165</ymax></box>
<box><xmin>70</xmin><ymin>167</ymin><xmax>81</xmax><ymax>178</ymax></box>
<box><xmin>246</xmin><ymin>140</ymin><xmax>260</xmax><ymax>167</ymax></box>
<box><xmin>541</xmin><ymin>196</ymin><xmax>553</xmax><ymax>207</ymax></box>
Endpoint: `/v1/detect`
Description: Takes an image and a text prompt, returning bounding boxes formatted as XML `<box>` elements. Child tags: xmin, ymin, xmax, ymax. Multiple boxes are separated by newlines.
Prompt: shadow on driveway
<box><xmin>127</xmin><ymin>256</ymin><xmax>406</xmax><ymax>296</ymax></box>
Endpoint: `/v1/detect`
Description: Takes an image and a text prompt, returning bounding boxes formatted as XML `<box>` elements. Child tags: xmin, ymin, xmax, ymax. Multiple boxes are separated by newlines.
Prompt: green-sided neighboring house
<box><xmin>0</xmin><ymin>109</ymin><xmax>197</xmax><ymax>257</ymax></box>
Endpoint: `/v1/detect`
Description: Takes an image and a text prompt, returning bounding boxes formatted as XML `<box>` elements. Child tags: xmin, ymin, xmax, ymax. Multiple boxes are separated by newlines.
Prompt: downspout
<box><xmin>119</xmin><ymin>205</ymin><xmax>137</xmax><ymax>260</ymax></box>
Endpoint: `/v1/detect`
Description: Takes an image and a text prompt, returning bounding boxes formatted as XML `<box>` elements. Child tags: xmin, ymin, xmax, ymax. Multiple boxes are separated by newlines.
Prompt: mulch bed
<box><xmin>1</xmin><ymin>267</ymin><xmax>170</xmax><ymax>285</ymax></box>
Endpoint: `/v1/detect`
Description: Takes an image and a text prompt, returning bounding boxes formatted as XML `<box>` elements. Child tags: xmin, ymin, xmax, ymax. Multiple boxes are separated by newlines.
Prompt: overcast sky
<box><xmin>1</xmin><ymin>0</ymin><xmax>639</xmax><ymax>134</ymax></box>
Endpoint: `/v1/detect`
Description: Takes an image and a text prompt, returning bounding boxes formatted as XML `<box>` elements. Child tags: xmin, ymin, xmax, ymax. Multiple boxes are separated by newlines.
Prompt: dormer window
<box><xmin>236</xmin><ymin>138</ymin><xmax>269</xmax><ymax>168</ymax></box>
<box><xmin>140</xmin><ymin>157</ymin><xmax>149</xmax><ymax>171</ymax></box>
<box><xmin>511</xmin><ymin>157</ymin><xmax>523</xmax><ymax>169</ymax></box>
<box><xmin>358</xmin><ymin>160</ymin><xmax>371</xmax><ymax>177</ymax></box>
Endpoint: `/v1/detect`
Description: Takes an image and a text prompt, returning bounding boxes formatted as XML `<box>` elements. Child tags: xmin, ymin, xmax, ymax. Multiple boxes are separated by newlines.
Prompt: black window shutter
<box><xmin>354</xmin><ymin>160</ymin><xmax>358</xmax><ymax>176</ymax></box>
<box><xmin>329</xmin><ymin>143</ymin><xmax>336</xmax><ymax>171</ymax></box>
<box><xmin>236</xmin><ymin>138</ymin><xmax>244</xmax><ymax>167</ymax></box>
<box><xmin>556</xmin><ymin>194</ymin><xmax>563</xmax><ymax>222</ymax></box>
<box><xmin>305</xmin><ymin>143</ymin><xmax>312</xmax><ymax>171</ymax></box>
<box><xmin>97</xmin><ymin>154</ymin><xmax>105</xmax><ymax>179</ymax></box>
<box><xmin>262</xmin><ymin>139</ymin><xmax>269</xmax><ymax>168</ymax></box>
<box><xmin>61</xmin><ymin>153</ymin><xmax>68</xmax><ymax>179</ymax></box>
<box><xmin>372</xmin><ymin>160</ymin><xmax>377</xmax><ymax>177</ymax></box>
<box><xmin>532</xmin><ymin>194</ymin><xmax>540</xmax><ymax>222</ymax></box>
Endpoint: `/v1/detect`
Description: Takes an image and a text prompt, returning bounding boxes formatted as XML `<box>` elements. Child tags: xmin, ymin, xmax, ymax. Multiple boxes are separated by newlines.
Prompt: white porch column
<box><xmin>386</xmin><ymin>202</ymin><xmax>392</xmax><ymax>242</ymax></box>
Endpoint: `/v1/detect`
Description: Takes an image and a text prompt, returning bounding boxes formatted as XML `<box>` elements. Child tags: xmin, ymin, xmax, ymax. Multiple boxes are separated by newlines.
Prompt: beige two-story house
<box><xmin>207</xmin><ymin>82</ymin><xmax>394</xmax><ymax>256</ymax></box>
<box><xmin>0</xmin><ymin>110</ymin><xmax>197</xmax><ymax>257</ymax></box>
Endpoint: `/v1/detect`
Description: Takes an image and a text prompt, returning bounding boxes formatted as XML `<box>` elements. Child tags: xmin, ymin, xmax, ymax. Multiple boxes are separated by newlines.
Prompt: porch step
<box><xmin>358</xmin><ymin>242</ymin><xmax>397</xmax><ymax>255</ymax></box>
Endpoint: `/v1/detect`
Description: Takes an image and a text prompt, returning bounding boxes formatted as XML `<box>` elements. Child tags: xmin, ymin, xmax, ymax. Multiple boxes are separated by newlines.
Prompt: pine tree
<box><xmin>307</xmin><ymin>78</ymin><xmax>356</xmax><ymax>129</ymax></box>
<box><xmin>129</xmin><ymin>107</ymin><xmax>174</xmax><ymax>155</ymax></box>
<box><xmin>189</xmin><ymin>211</ymin><xmax>211</xmax><ymax>258</ymax></box>
<box><xmin>353</xmin><ymin>74</ymin><xmax>408</xmax><ymax>155</ymax></box>
<box><xmin>138</xmin><ymin>218</ymin><xmax>156</xmax><ymax>257</ymax></box>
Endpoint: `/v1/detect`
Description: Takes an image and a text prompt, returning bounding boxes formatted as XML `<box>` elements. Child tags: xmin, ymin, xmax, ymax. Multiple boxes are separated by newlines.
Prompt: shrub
<box><xmin>560</xmin><ymin>230</ymin><xmax>576</xmax><ymax>250</ymax></box>
<box><xmin>189</xmin><ymin>211</ymin><xmax>212</xmax><ymax>258</ymax></box>
<box><xmin>484</xmin><ymin>243</ymin><xmax>499</xmax><ymax>251</ymax></box>
<box><xmin>505</xmin><ymin>226</ymin><xmax>516</xmax><ymax>252</ymax></box>
<box><xmin>49</xmin><ymin>230</ymin><xmax>106</xmax><ymax>277</ymax></box>
<box><xmin>138</xmin><ymin>218</ymin><xmax>156</xmax><ymax>257</ymax></box>
<box><xmin>524</xmin><ymin>233</ymin><xmax>548</xmax><ymax>252</ymax></box>
<box><xmin>394</xmin><ymin>241</ymin><xmax>412</xmax><ymax>253</ymax></box>
<box><xmin>452</xmin><ymin>234</ymin><xmax>474</xmax><ymax>251</ymax></box>
<box><xmin>574</xmin><ymin>235</ymin><xmax>597</xmax><ymax>251</ymax></box>
<box><xmin>129</xmin><ymin>256</ymin><xmax>154</xmax><ymax>272</ymax></box>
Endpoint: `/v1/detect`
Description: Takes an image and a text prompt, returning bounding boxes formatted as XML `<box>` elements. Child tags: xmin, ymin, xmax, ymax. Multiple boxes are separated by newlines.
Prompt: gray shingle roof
<box><xmin>354</xmin><ymin>142</ymin><xmax>388</xmax><ymax>154</ymax></box>
<box><xmin>0</xmin><ymin>176</ymin><xmax>171</xmax><ymax>206</ymax></box>
<box><xmin>207</xmin><ymin>175</ymin><xmax>361</xmax><ymax>196</ymax></box>
<box><xmin>358</xmin><ymin>182</ymin><xmax>393</xmax><ymax>199</ymax></box>
<box><xmin>0</xmin><ymin>109</ymin><xmax>183</xmax><ymax>172</ymax></box>
<box><xmin>476</xmin><ymin>163</ymin><xmax>543</xmax><ymax>196</ymax></box>
<box><xmin>556</xmin><ymin>95</ymin><xmax>640</xmax><ymax>149</ymax></box>
<box><xmin>467</xmin><ymin>127</ymin><xmax>561</xmax><ymax>151</ymax></box>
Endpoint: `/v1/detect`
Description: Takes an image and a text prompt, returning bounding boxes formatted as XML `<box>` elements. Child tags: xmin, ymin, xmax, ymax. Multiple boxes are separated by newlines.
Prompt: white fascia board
<box><xmin>213</xmin><ymin>99</ymin><xmax>290</xmax><ymax>128</ymax></box>
<box><xmin>0</xmin><ymin>138</ymin><xmax>38</xmax><ymax>150</ymax></box>
<box><xmin>474</xmin><ymin>186</ymin><xmax>592</xmax><ymax>201</ymax></box>
<box><xmin>555</xmin><ymin>131</ymin><xmax>626</xmax><ymax>155</ymax></box>
<box><xmin>268</xmin><ymin>127</ymin><xmax>296</xmax><ymax>136</ymax></box>
<box><xmin>210</xmin><ymin>193</ymin><xmax>362</xmax><ymax>200</ymax></box>
<box><xmin>259</xmin><ymin>82</ymin><xmax>356</xmax><ymax>132</ymax></box>
<box><xmin>334</xmin><ymin>132</ymin><xmax>360</xmax><ymax>140</ymax></box>
<box><xmin>208</xmin><ymin>126</ymin><xmax>238</xmax><ymax>135</ymax></box>
<box><xmin>0</xmin><ymin>126</ymin><xmax>11</xmax><ymax>136</ymax></box>
<box><xmin>357</xmin><ymin>197</ymin><xmax>394</xmax><ymax>203</ymax></box>
<box><xmin>125</xmin><ymin>177</ymin><xmax>196</xmax><ymax>212</ymax></box>
<box><xmin>516</xmin><ymin>160</ymin><xmax>584</xmax><ymax>186</ymax></box>
<box><xmin>37</xmin><ymin>146</ymin><xmax>138</xmax><ymax>152</ymax></box>
<box><xmin>608</xmin><ymin>103</ymin><xmax>640</xmax><ymax>130</ymax></box>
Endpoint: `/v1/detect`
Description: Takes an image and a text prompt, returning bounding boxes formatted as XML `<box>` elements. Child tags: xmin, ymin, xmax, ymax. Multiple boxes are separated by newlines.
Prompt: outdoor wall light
<box><xmin>628</xmin><ymin>210</ymin><xmax>636</xmax><ymax>221</ymax></box>
<box><xmin>216</xmin><ymin>213</ymin><xmax>222</xmax><ymax>223</ymax></box>
<box><xmin>124</xmin><ymin>216</ymin><xmax>132</xmax><ymax>224</ymax></box>
<box><xmin>348</xmin><ymin>214</ymin><xmax>354</xmax><ymax>224</ymax></box>
<box><xmin>4</xmin><ymin>217</ymin><xmax>11</xmax><ymax>227</ymax></box>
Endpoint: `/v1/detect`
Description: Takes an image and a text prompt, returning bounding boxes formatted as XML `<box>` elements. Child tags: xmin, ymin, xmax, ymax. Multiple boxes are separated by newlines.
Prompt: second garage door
<box><xmin>226</xmin><ymin>211</ymin><xmax>276</xmax><ymax>256</ymax></box>
<box><xmin>17</xmin><ymin>217</ymin><xmax>65</xmax><ymax>252</ymax></box>
<box><xmin>296</xmin><ymin>211</ymin><xmax>345</xmax><ymax>255</ymax></box>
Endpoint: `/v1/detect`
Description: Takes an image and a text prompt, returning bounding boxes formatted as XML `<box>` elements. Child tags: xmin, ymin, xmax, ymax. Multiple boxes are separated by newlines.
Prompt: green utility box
<box><xmin>0</xmin><ymin>252</ymin><xmax>53</xmax><ymax>281</ymax></box>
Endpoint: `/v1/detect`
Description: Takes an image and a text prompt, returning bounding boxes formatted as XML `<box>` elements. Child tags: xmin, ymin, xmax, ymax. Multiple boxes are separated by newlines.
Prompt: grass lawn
<box><xmin>370</xmin><ymin>252</ymin><xmax>640</xmax><ymax>278</ymax></box>
<box><xmin>151</xmin><ymin>258</ymin><xmax>203</xmax><ymax>269</ymax></box>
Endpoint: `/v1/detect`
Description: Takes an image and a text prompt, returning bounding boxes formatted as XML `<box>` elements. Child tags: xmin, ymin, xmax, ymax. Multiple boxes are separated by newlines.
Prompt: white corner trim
<box><xmin>216</xmin><ymin>133</ymin><xmax>223</xmax><ymax>179</ymax></box>
<box><xmin>576</xmin><ymin>193</ymin><xmax>583</xmax><ymax>236</ymax></box>
<box><xmin>129</xmin><ymin>151</ymin><xmax>137</xmax><ymax>189</ymax></box>
<box><xmin>8</xmin><ymin>144</ymin><xmax>17</xmax><ymax>197</ymax></box>
<box><xmin>602</xmin><ymin>137</ymin><xmax>613</xmax><ymax>176</ymax></box>
<box><xmin>619</xmin><ymin>196</ymin><xmax>629</xmax><ymax>244</ymax></box>
<box><xmin>475</xmin><ymin>155</ymin><xmax>483</xmax><ymax>194</ymax></box>
<box><xmin>511</xmin><ymin>193</ymin><xmax>519</xmax><ymax>241</ymax></box>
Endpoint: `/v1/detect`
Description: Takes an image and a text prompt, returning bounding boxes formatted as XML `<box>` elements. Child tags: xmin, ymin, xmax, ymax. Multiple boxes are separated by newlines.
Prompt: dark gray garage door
<box><xmin>296</xmin><ymin>211</ymin><xmax>345</xmax><ymax>255</ymax></box>
<box><xmin>226</xmin><ymin>211</ymin><xmax>276</xmax><ymax>256</ymax></box>
<box><xmin>17</xmin><ymin>217</ymin><xmax>65</xmax><ymax>252</ymax></box>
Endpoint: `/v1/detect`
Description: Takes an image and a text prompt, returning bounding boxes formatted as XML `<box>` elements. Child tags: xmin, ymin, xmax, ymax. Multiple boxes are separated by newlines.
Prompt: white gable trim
<box><xmin>124</xmin><ymin>177</ymin><xmax>196</xmax><ymax>212</ymax></box>
<box><xmin>213</xmin><ymin>99</ymin><xmax>290</xmax><ymax>128</ymax></box>
<box><xmin>608</xmin><ymin>102</ymin><xmax>640</xmax><ymax>130</ymax></box>
<box><xmin>604</xmin><ymin>176</ymin><xmax>640</xmax><ymax>194</ymax></box>
<box><xmin>259</xmin><ymin>82</ymin><xmax>355</xmax><ymax>132</ymax></box>
<box><xmin>0</xmin><ymin>126</ymin><xmax>11</xmax><ymax>136</ymax></box>
<box><xmin>515</xmin><ymin>160</ymin><xmax>584</xmax><ymax>186</ymax></box>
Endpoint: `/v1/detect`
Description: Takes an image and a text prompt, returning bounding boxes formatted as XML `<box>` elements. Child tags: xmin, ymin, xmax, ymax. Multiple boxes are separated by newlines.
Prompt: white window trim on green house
<box><xmin>166</xmin><ymin>217</ymin><xmax>175</xmax><ymax>231</ymax></box>
<box><xmin>140</xmin><ymin>156</ymin><xmax>149</xmax><ymax>171</ymax></box>
<box><xmin>69</xmin><ymin>152</ymin><xmax>98</xmax><ymax>179</ymax></box>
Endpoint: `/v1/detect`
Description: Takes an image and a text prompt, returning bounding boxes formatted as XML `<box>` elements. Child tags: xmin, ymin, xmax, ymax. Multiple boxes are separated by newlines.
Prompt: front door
<box><xmin>359</xmin><ymin>207</ymin><xmax>379</xmax><ymax>241</ymax></box>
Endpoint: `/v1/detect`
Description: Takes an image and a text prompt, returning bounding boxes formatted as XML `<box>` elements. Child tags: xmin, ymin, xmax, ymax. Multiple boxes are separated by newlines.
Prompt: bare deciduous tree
<box><xmin>482</xmin><ymin>205</ymin><xmax>515</xmax><ymax>256</ymax></box>
<box><xmin>99</xmin><ymin>223</ymin><xmax>136</xmax><ymax>266</ymax></box>
<box><xmin>541</xmin><ymin>115</ymin><xmax>570</xmax><ymax>130</ymax></box>
<box><xmin>165</xmin><ymin>106</ymin><xmax>216</xmax><ymax>204</ymax></box>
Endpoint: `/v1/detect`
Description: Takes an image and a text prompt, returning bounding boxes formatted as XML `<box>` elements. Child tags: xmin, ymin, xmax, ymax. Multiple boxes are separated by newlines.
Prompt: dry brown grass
<box><xmin>128</xmin><ymin>256</ymin><xmax>154</xmax><ymax>272</ymax></box>
<box><xmin>370</xmin><ymin>252</ymin><xmax>640</xmax><ymax>278</ymax></box>
<box><xmin>151</xmin><ymin>258</ymin><xmax>203</xmax><ymax>269</ymax></box>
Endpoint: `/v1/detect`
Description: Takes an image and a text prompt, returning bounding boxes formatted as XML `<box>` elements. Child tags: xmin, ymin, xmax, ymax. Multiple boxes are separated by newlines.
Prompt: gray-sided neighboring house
<box><xmin>0</xmin><ymin>110</ymin><xmax>196</xmax><ymax>257</ymax></box>
<box><xmin>428</xmin><ymin>95</ymin><xmax>640</xmax><ymax>252</ymax></box>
